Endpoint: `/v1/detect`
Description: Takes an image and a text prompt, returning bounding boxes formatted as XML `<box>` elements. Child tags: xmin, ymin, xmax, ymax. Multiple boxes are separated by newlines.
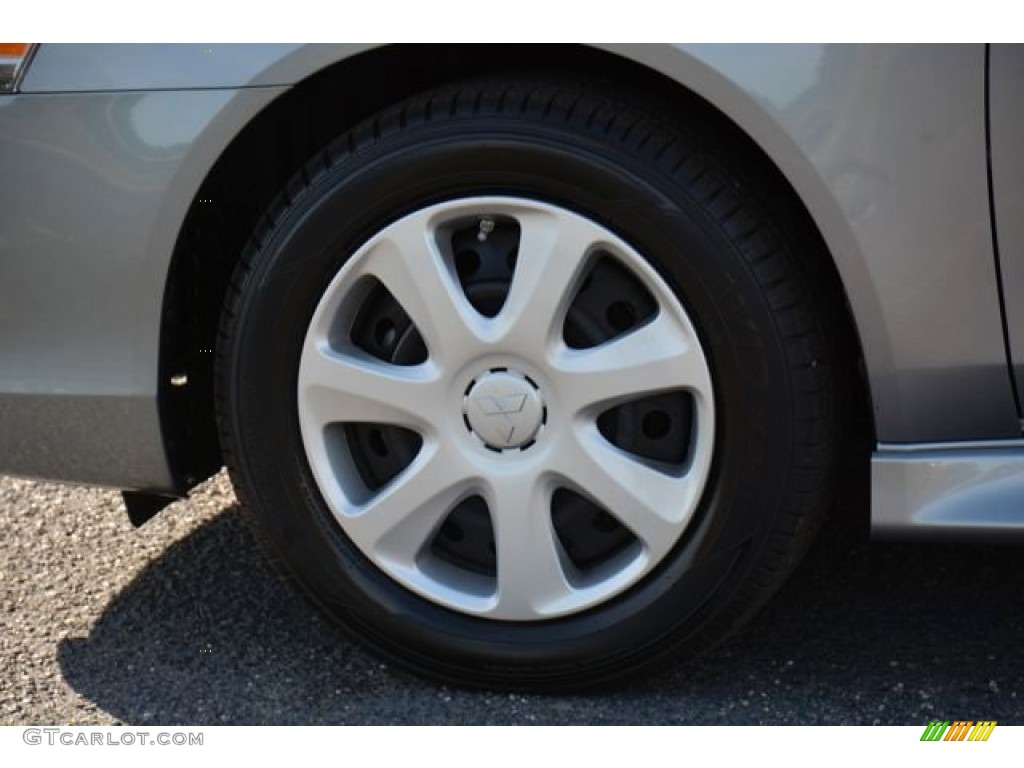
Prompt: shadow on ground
<box><xmin>59</xmin><ymin>504</ymin><xmax>1024</xmax><ymax>725</ymax></box>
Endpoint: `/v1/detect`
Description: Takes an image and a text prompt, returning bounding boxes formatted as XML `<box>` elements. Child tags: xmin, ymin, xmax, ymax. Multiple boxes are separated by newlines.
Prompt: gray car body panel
<box><xmin>618</xmin><ymin>44</ymin><xmax>1019</xmax><ymax>443</ymax></box>
<box><xmin>989</xmin><ymin>44</ymin><xmax>1024</xmax><ymax>407</ymax></box>
<box><xmin>2</xmin><ymin>45</ymin><xmax>1022</xmax><ymax>534</ymax></box>
<box><xmin>0</xmin><ymin>86</ymin><xmax>285</xmax><ymax>489</ymax></box>
<box><xmin>20</xmin><ymin>44</ymin><xmax>318</xmax><ymax>92</ymax></box>
<box><xmin>873</xmin><ymin>441</ymin><xmax>1024</xmax><ymax>537</ymax></box>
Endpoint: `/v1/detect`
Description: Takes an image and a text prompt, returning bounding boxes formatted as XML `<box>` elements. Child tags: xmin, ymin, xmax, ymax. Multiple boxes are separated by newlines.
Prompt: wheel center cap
<box><xmin>463</xmin><ymin>370</ymin><xmax>545</xmax><ymax>450</ymax></box>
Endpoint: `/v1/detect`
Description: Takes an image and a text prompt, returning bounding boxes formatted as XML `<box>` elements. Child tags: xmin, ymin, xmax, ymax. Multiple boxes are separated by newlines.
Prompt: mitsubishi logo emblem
<box><xmin>462</xmin><ymin>370</ymin><xmax>545</xmax><ymax>450</ymax></box>
<box><xmin>472</xmin><ymin>394</ymin><xmax>529</xmax><ymax>443</ymax></box>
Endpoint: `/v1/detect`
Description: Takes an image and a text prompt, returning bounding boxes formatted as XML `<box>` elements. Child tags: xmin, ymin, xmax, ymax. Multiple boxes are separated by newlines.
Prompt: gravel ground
<box><xmin>2</xmin><ymin>470</ymin><xmax>1024</xmax><ymax>725</ymax></box>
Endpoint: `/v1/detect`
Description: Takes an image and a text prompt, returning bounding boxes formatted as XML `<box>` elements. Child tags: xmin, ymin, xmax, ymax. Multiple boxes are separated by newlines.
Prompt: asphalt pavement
<box><xmin>2</xmin><ymin>471</ymin><xmax>1023</xmax><ymax>725</ymax></box>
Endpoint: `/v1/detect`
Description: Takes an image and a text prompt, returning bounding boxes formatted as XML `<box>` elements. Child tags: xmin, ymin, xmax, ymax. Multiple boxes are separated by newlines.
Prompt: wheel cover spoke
<box><xmin>345</xmin><ymin>445</ymin><xmax>470</xmax><ymax>564</ymax></box>
<box><xmin>299</xmin><ymin>343</ymin><xmax>440</xmax><ymax>432</ymax></box>
<box><xmin>553</xmin><ymin>427</ymin><xmax>700</xmax><ymax>559</ymax></box>
<box><xmin>485</xmin><ymin>472</ymin><xmax>576</xmax><ymax>618</ymax></box>
<box><xmin>358</xmin><ymin>217</ymin><xmax>482</xmax><ymax>366</ymax></box>
<box><xmin>496</xmin><ymin>208</ymin><xmax>596</xmax><ymax>351</ymax></box>
<box><xmin>554</xmin><ymin>311</ymin><xmax>712</xmax><ymax>414</ymax></box>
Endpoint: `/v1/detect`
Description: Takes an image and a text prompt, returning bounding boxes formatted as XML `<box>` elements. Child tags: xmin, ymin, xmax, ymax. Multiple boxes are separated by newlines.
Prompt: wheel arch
<box><xmin>158</xmin><ymin>43</ymin><xmax>870</xmax><ymax>493</ymax></box>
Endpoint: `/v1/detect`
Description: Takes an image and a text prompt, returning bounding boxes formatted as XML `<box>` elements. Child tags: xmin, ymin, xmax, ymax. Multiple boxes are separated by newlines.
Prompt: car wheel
<box><xmin>217</xmin><ymin>76</ymin><xmax>844</xmax><ymax>688</ymax></box>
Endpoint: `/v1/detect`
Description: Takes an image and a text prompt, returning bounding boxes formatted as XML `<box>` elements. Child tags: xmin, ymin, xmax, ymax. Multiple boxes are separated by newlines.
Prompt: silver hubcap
<box><xmin>297</xmin><ymin>197</ymin><xmax>715</xmax><ymax>620</ymax></box>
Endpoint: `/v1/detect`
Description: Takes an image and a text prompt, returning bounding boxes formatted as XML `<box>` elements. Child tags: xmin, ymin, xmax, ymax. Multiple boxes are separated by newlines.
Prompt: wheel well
<box><xmin>159</xmin><ymin>43</ymin><xmax>870</xmax><ymax>491</ymax></box>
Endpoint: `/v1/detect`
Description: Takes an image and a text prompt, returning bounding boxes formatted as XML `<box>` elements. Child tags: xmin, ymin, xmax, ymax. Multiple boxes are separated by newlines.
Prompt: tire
<box><xmin>217</xmin><ymin>75</ymin><xmax>845</xmax><ymax>689</ymax></box>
